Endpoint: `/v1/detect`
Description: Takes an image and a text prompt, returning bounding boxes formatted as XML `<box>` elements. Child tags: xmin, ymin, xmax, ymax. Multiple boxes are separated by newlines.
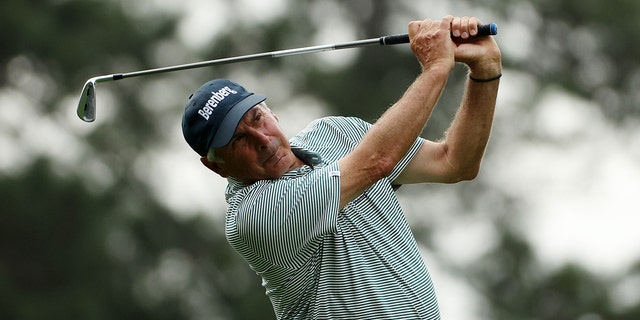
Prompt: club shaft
<box><xmin>114</xmin><ymin>38</ymin><xmax>384</xmax><ymax>80</ymax></box>
<box><xmin>77</xmin><ymin>23</ymin><xmax>497</xmax><ymax>122</ymax></box>
<box><xmin>105</xmin><ymin>23</ymin><xmax>497</xmax><ymax>81</ymax></box>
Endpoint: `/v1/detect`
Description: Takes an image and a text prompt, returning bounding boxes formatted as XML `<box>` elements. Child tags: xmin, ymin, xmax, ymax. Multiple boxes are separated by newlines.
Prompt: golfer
<box><xmin>182</xmin><ymin>15</ymin><xmax>501</xmax><ymax>320</ymax></box>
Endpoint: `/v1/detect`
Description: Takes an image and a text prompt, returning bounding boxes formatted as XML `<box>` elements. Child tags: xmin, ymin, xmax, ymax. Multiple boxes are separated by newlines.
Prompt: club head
<box><xmin>77</xmin><ymin>80</ymin><xmax>97</xmax><ymax>122</ymax></box>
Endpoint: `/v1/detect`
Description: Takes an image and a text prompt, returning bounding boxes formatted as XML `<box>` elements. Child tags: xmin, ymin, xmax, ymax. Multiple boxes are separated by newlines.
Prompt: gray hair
<box><xmin>206</xmin><ymin>148</ymin><xmax>224</xmax><ymax>163</ymax></box>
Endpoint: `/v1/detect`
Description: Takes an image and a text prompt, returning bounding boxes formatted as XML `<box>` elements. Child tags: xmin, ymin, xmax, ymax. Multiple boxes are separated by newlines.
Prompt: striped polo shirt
<box><xmin>225</xmin><ymin>116</ymin><xmax>440</xmax><ymax>319</ymax></box>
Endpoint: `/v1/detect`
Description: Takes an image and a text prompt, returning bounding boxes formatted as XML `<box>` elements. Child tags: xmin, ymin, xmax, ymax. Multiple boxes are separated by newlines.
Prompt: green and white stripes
<box><xmin>225</xmin><ymin>117</ymin><xmax>440</xmax><ymax>319</ymax></box>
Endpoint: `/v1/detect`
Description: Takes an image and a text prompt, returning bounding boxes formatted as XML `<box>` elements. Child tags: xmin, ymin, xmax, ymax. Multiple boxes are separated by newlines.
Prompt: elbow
<box><xmin>343</xmin><ymin>149</ymin><xmax>397</xmax><ymax>187</ymax></box>
<box><xmin>436</xmin><ymin>149</ymin><xmax>482</xmax><ymax>182</ymax></box>
<box><xmin>459</xmin><ymin>166</ymin><xmax>480</xmax><ymax>181</ymax></box>
<box><xmin>368</xmin><ymin>153</ymin><xmax>397</xmax><ymax>182</ymax></box>
<box><xmin>447</xmin><ymin>164</ymin><xmax>481</xmax><ymax>183</ymax></box>
<box><xmin>439</xmin><ymin>144</ymin><xmax>483</xmax><ymax>183</ymax></box>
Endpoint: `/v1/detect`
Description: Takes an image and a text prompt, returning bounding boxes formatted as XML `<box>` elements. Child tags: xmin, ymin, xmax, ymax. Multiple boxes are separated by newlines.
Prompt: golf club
<box><xmin>76</xmin><ymin>23</ymin><xmax>497</xmax><ymax>122</ymax></box>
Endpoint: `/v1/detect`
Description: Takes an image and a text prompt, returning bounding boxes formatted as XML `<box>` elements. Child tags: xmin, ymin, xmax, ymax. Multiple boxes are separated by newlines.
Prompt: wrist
<box><xmin>421</xmin><ymin>62</ymin><xmax>453</xmax><ymax>81</ymax></box>
<box><xmin>468</xmin><ymin>63</ymin><xmax>502</xmax><ymax>79</ymax></box>
<box><xmin>467</xmin><ymin>55</ymin><xmax>502</xmax><ymax>78</ymax></box>
<box><xmin>469</xmin><ymin>73</ymin><xmax>502</xmax><ymax>83</ymax></box>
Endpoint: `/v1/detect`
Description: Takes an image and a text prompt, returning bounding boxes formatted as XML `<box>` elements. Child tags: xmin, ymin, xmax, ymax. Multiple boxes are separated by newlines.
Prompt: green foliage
<box><xmin>496</xmin><ymin>0</ymin><xmax>640</xmax><ymax>121</ymax></box>
<box><xmin>0</xmin><ymin>158</ymin><xmax>273</xmax><ymax>320</ymax></box>
<box><xmin>0</xmin><ymin>0</ymin><xmax>177</xmax><ymax>94</ymax></box>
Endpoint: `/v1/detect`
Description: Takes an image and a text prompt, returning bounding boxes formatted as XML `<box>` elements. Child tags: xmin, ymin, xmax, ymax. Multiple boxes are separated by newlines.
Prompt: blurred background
<box><xmin>1</xmin><ymin>0</ymin><xmax>639</xmax><ymax>319</ymax></box>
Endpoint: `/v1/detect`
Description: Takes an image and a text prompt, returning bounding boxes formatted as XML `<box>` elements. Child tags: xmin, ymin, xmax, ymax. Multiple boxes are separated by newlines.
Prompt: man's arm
<box><xmin>395</xmin><ymin>18</ymin><xmax>502</xmax><ymax>185</ymax></box>
<box><xmin>336</xmin><ymin>16</ymin><xmax>458</xmax><ymax>209</ymax></box>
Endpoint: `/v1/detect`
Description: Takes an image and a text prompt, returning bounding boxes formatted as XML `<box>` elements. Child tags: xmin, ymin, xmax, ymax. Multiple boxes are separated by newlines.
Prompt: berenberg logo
<box><xmin>198</xmin><ymin>86</ymin><xmax>238</xmax><ymax>120</ymax></box>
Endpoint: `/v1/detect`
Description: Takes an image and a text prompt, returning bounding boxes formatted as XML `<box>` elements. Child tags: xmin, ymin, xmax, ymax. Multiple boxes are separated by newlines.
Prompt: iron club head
<box><xmin>77</xmin><ymin>79</ymin><xmax>97</xmax><ymax>122</ymax></box>
<box><xmin>76</xmin><ymin>75</ymin><xmax>115</xmax><ymax>122</ymax></box>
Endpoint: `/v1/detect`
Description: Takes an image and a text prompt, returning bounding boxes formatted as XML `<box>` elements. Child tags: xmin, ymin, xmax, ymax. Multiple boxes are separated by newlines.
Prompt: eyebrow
<box><xmin>230</xmin><ymin>107</ymin><xmax>261</xmax><ymax>141</ymax></box>
<box><xmin>247</xmin><ymin>105</ymin><xmax>266</xmax><ymax>122</ymax></box>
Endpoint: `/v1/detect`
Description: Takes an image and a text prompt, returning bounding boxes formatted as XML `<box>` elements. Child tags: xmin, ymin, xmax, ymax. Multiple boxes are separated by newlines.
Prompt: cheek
<box><xmin>230</xmin><ymin>151</ymin><xmax>255</xmax><ymax>166</ymax></box>
<box><xmin>267</xmin><ymin>123</ymin><xmax>289</xmax><ymax>143</ymax></box>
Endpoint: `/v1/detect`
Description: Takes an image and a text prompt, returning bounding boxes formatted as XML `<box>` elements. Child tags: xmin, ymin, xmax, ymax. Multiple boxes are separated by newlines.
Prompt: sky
<box><xmin>1</xmin><ymin>0</ymin><xmax>639</xmax><ymax>319</ymax></box>
<box><xmin>492</xmin><ymin>78</ymin><xmax>640</xmax><ymax>276</ymax></box>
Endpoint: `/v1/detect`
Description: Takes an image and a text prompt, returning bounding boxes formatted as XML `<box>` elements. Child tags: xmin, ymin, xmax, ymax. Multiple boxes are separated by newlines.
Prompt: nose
<box><xmin>248</xmin><ymin>127</ymin><xmax>270</xmax><ymax>151</ymax></box>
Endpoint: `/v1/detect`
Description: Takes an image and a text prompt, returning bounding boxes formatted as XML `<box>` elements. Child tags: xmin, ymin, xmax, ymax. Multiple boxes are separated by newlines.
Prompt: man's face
<box><xmin>208</xmin><ymin>103</ymin><xmax>301</xmax><ymax>183</ymax></box>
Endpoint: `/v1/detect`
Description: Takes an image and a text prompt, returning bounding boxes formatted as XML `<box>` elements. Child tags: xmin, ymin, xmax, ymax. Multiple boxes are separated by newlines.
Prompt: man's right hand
<box><xmin>408</xmin><ymin>16</ymin><xmax>457</xmax><ymax>75</ymax></box>
<box><xmin>408</xmin><ymin>16</ymin><xmax>501</xmax><ymax>79</ymax></box>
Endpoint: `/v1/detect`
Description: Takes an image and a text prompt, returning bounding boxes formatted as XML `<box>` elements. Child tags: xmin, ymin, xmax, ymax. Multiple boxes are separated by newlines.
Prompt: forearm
<box><xmin>363</xmin><ymin>68</ymin><xmax>450</xmax><ymax>166</ymax></box>
<box><xmin>337</xmin><ymin>67</ymin><xmax>450</xmax><ymax>206</ymax></box>
<box><xmin>351</xmin><ymin>17</ymin><xmax>458</xmax><ymax>175</ymax></box>
<box><xmin>441</xmin><ymin>67</ymin><xmax>501</xmax><ymax>179</ymax></box>
<box><xmin>390</xmin><ymin>16</ymin><xmax>502</xmax><ymax>185</ymax></box>
<box><xmin>338</xmin><ymin>16</ymin><xmax>491</xmax><ymax>207</ymax></box>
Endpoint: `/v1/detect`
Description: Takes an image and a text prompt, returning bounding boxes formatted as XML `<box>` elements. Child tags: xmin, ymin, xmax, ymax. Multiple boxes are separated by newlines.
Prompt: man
<box><xmin>182</xmin><ymin>16</ymin><xmax>501</xmax><ymax>319</ymax></box>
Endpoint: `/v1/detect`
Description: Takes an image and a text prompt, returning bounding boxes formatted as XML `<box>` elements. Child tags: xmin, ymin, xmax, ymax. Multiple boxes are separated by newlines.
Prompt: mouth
<box><xmin>272</xmin><ymin>154</ymin><xmax>285</xmax><ymax>166</ymax></box>
<box><xmin>262</xmin><ymin>146</ymin><xmax>281</xmax><ymax>165</ymax></box>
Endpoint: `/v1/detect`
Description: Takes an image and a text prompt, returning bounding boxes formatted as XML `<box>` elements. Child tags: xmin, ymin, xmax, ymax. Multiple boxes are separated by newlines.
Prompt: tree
<box><xmin>0</xmin><ymin>0</ymin><xmax>273</xmax><ymax>318</ymax></box>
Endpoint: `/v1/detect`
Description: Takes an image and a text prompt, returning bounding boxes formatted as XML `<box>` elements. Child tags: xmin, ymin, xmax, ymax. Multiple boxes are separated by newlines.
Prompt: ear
<box><xmin>200</xmin><ymin>156</ymin><xmax>228</xmax><ymax>178</ymax></box>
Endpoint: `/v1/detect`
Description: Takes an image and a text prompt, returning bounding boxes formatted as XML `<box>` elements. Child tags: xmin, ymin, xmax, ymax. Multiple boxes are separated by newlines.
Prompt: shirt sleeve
<box><xmin>227</xmin><ymin>162</ymin><xmax>341</xmax><ymax>271</ymax></box>
<box><xmin>387</xmin><ymin>137</ymin><xmax>426</xmax><ymax>182</ymax></box>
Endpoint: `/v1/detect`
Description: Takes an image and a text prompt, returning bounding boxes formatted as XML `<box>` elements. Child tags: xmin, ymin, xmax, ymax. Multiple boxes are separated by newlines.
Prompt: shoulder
<box><xmin>307</xmin><ymin>116</ymin><xmax>371</xmax><ymax>131</ymax></box>
<box><xmin>290</xmin><ymin>117</ymin><xmax>371</xmax><ymax>162</ymax></box>
<box><xmin>293</xmin><ymin>116</ymin><xmax>371</xmax><ymax>144</ymax></box>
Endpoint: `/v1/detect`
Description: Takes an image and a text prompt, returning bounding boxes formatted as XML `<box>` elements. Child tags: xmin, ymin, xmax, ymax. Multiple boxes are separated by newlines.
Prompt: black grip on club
<box><xmin>380</xmin><ymin>23</ymin><xmax>498</xmax><ymax>45</ymax></box>
<box><xmin>381</xmin><ymin>34</ymin><xmax>410</xmax><ymax>45</ymax></box>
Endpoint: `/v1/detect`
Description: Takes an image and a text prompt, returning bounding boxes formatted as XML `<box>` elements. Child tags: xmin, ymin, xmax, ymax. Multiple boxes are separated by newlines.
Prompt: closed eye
<box><xmin>230</xmin><ymin>107</ymin><xmax>265</xmax><ymax>146</ymax></box>
<box><xmin>230</xmin><ymin>132</ymin><xmax>246</xmax><ymax>146</ymax></box>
